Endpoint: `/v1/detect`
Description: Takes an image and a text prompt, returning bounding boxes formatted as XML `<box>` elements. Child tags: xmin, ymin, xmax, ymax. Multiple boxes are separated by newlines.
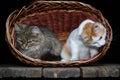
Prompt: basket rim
<box><xmin>6</xmin><ymin>1</ymin><xmax>112</xmax><ymax>66</ymax></box>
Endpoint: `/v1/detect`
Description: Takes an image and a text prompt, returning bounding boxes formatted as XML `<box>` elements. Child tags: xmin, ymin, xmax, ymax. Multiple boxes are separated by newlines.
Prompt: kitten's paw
<box><xmin>90</xmin><ymin>49</ymin><xmax>98</xmax><ymax>57</ymax></box>
<box><xmin>61</xmin><ymin>59</ymin><xmax>70</xmax><ymax>62</ymax></box>
<box><xmin>99</xmin><ymin>40</ymin><xmax>106</xmax><ymax>46</ymax></box>
<box><xmin>61</xmin><ymin>60</ymin><xmax>66</xmax><ymax>61</ymax></box>
<box><xmin>70</xmin><ymin>58</ymin><xmax>79</xmax><ymax>61</ymax></box>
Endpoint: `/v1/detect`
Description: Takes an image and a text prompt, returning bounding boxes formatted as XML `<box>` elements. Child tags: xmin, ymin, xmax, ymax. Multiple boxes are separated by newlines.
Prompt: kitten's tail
<box><xmin>51</xmin><ymin>39</ymin><xmax>62</xmax><ymax>56</ymax></box>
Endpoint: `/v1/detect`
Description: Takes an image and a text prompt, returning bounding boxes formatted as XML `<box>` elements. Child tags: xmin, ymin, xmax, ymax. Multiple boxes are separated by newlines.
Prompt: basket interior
<box><xmin>6</xmin><ymin>1</ymin><xmax>112</xmax><ymax>66</ymax></box>
<box><xmin>12</xmin><ymin>10</ymin><xmax>105</xmax><ymax>60</ymax></box>
<box><xmin>19</xmin><ymin>10</ymin><xmax>100</xmax><ymax>45</ymax></box>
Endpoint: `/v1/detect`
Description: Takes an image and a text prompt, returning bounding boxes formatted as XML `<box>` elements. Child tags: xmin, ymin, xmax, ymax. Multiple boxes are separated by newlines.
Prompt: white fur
<box><xmin>90</xmin><ymin>23</ymin><xmax>106</xmax><ymax>47</ymax></box>
<box><xmin>15</xmin><ymin>23</ymin><xmax>21</xmax><ymax>31</ymax></box>
<box><xmin>61</xmin><ymin>19</ymin><xmax>106</xmax><ymax>61</ymax></box>
<box><xmin>90</xmin><ymin>48</ymin><xmax>98</xmax><ymax>57</ymax></box>
<box><xmin>15</xmin><ymin>23</ymin><xmax>27</xmax><ymax>31</ymax></box>
<box><xmin>32</xmin><ymin>26</ymin><xmax>40</xmax><ymax>34</ymax></box>
<box><xmin>78</xmin><ymin>19</ymin><xmax>95</xmax><ymax>35</ymax></box>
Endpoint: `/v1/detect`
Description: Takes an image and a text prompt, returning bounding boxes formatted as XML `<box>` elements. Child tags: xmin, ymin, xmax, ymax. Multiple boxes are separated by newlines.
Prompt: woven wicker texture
<box><xmin>6</xmin><ymin>1</ymin><xmax>112</xmax><ymax>66</ymax></box>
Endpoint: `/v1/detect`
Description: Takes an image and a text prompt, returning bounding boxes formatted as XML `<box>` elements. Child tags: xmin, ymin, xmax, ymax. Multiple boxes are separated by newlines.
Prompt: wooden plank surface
<box><xmin>0</xmin><ymin>64</ymin><xmax>120</xmax><ymax>78</ymax></box>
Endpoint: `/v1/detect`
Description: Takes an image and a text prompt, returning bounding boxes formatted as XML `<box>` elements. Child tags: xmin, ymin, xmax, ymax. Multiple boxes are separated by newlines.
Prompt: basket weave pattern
<box><xmin>6</xmin><ymin>1</ymin><xmax>112</xmax><ymax>66</ymax></box>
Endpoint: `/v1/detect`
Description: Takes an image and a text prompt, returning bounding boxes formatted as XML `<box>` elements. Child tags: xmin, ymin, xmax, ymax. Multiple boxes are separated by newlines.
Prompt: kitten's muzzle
<box><xmin>21</xmin><ymin>44</ymin><xmax>29</xmax><ymax>50</ymax></box>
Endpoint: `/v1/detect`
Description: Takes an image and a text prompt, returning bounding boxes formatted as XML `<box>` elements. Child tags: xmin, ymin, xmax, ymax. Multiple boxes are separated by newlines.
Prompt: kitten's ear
<box><xmin>32</xmin><ymin>26</ymin><xmax>40</xmax><ymax>34</ymax></box>
<box><xmin>78</xmin><ymin>19</ymin><xmax>95</xmax><ymax>35</ymax></box>
<box><xmin>14</xmin><ymin>22</ymin><xmax>26</xmax><ymax>31</ymax></box>
<box><xmin>14</xmin><ymin>23</ymin><xmax>21</xmax><ymax>31</ymax></box>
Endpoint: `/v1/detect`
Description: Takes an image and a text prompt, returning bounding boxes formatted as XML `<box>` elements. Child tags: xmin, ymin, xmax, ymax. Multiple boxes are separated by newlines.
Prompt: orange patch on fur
<box><xmin>63</xmin><ymin>44</ymin><xmax>71</xmax><ymax>56</ymax></box>
<box><xmin>81</xmin><ymin>23</ymin><xmax>96</xmax><ymax>43</ymax></box>
<box><xmin>81</xmin><ymin>22</ymin><xmax>105</xmax><ymax>44</ymax></box>
<box><xmin>94</xmin><ymin>23</ymin><xmax>105</xmax><ymax>37</ymax></box>
<box><xmin>99</xmin><ymin>27</ymin><xmax>104</xmax><ymax>36</ymax></box>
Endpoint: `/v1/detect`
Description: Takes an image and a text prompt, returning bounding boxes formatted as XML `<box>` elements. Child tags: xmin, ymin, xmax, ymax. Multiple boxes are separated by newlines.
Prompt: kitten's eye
<box><xmin>32</xmin><ymin>33</ymin><xmax>39</xmax><ymax>36</ymax></box>
<box><xmin>81</xmin><ymin>35</ymin><xmax>88</xmax><ymax>40</ymax></box>
<box><xmin>28</xmin><ymin>40</ymin><xmax>32</xmax><ymax>43</ymax></box>
<box><xmin>17</xmin><ymin>39</ymin><xmax>22</xmax><ymax>42</ymax></box>
<box><xmin>17</xmin><ymin>39</ymin><xmax>22</xmax><ymax>45</ymax></box>
<box><xmin>35</xmin><ymin>33</ymin><xmax>39</xmax><ymax>36</ymax></box>
<box><xmin>95</xmin><ymin>25</ymin><xmax>98</xmax><ymax>28</ymax></box>
<box><xmin>84</xmin><ymin>36</ymin><xmax>88</xmax><ymax>40</ymax></box>
<box><xmin>94</xmin><ymin>25</ymin><xmax>100</xmax><ymax>33</ymax></box>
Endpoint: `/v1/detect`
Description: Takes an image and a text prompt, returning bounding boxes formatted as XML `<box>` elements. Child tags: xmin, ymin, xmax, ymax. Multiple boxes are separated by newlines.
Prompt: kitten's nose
<box><xmin>22</xmin><ymin>44</ymin><xmax>28</xmax><ymax>49</ymax></box>
<box><xmin>24</xmin><ymin>46</ymin><xmax>29</xmax><ymax>49</ymax></box>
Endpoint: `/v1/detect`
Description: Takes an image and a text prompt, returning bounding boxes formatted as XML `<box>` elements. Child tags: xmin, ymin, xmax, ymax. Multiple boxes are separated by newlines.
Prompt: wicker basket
<box><xmin>6</xmin><ymin>1</ymin><xmax>112</xmax><ymax>66</ymax></box>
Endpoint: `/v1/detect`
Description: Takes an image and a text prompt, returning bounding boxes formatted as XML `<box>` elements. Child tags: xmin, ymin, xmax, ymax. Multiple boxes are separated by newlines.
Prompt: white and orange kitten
<box><xmin>61</xmin><ymin>19</ymin><xmax>107</xmax><ymax>61</ymax></box>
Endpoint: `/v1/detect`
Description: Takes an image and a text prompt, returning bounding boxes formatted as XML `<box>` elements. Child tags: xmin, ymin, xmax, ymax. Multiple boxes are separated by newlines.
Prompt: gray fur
<box><xmin>15</xmin><ymin>23</ymin><xmax>62</xmax><ymax>60</ymax></box>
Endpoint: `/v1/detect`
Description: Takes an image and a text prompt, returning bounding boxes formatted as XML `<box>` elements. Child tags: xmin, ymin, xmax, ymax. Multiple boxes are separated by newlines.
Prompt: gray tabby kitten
<box><xmin>14</xmin><ymin>23</ymin><xmax>62</xmax><ymax>61</ymax></box>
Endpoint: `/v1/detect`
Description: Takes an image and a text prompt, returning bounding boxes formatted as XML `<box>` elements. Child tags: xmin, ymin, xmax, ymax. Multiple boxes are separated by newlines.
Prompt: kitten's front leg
<box><xmin>70</xmin><ymin>51</ymin><xmax>79</xmax><ymax>61</ymax></box>
<box><xmin>60</xmin><ymin>50</ymin><xmax>71</xmax><ymax>61</ymax></box>
<box><xmin>70</xmin><ymin>41</ymin><xmax>80</xmax><ymax>61</ymax></box>
<box><xmin>90</xmin><ymin>48</ymin><xmax>98</xmax><ymax>57</ymax></box>
<box><xmin>98</xmin><ymin>39</ymin><xmax>106</xmax><ymax>47</ymax></box>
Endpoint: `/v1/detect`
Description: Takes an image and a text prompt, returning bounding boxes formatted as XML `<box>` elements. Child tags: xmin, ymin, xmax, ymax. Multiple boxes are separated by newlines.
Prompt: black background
<box><xmin>0</xmin><ymin>0</ymin><xmax>120</xmax><ymax>65</ymax></box>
